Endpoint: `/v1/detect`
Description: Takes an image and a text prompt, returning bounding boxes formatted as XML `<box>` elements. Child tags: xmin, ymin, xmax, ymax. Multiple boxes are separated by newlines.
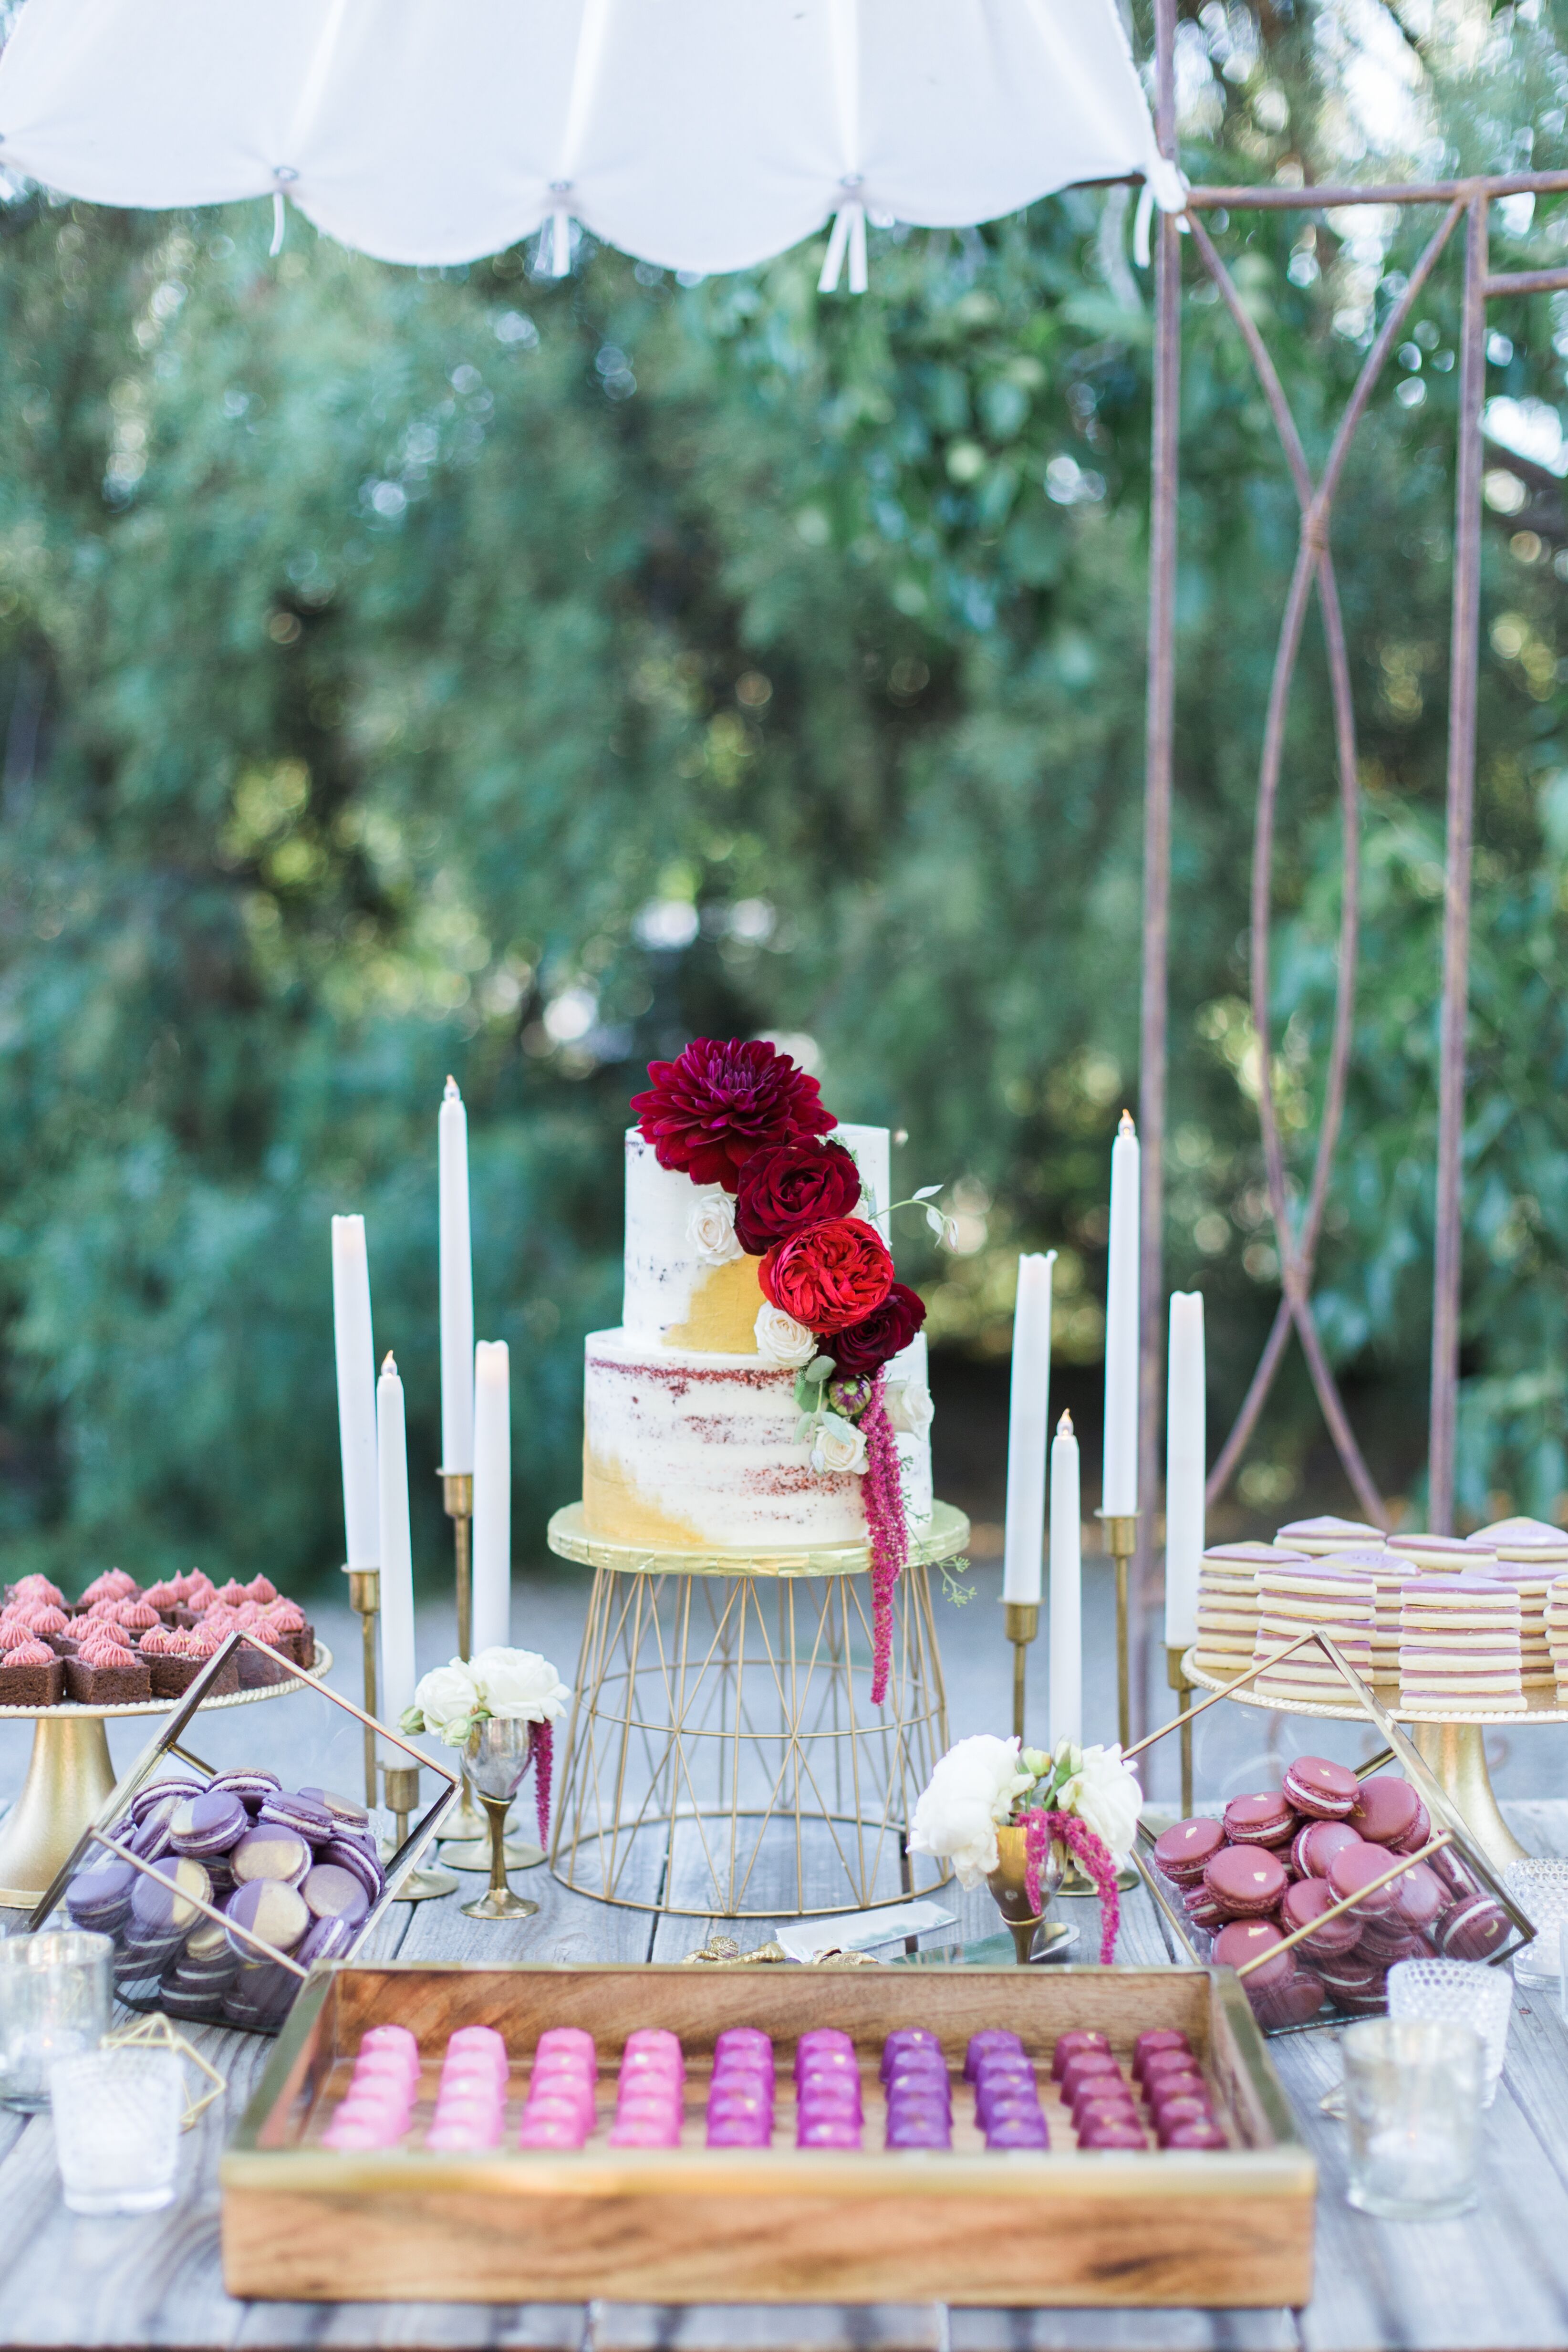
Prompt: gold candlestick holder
<box><xmin>1002</xmin><ymin>1601</ymin><xmax>1038</xmax><ymax>1743</ymax></box>
<box><xmin>341</xmin><ymin>1564</ymin><xmax>380</xmax><ymax>1811</ymax></box>
<box><xmin>1098</xmin><ymin>1509</ymin><xmax>1138</xmax><ymax>1751</ymax></box>
<box><xmin>1166</xmin><ymin>1641</ymin><xmax>1194</xmax><ymax>1818</ymax></box>
<box><xmin>382</xmin><ymin>1762</ymin><xmax>458</xmax><ymax>1901</ymax></box>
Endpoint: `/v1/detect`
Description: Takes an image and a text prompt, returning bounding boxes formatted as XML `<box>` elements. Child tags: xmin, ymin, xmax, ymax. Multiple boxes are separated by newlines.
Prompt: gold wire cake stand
<box><xmin>0</xmin><ymin>1643</ymin><xmax>332</xmax><ymax>1906</ymax></box>
<box><xmin>546</xmin><ymin>1502</ymin><xmax>967</xmax><ymax>1919</ymax></box>
<box><xmin>1183</xmin><ymin>1647</ymin><xmax>1563</xmax><ymax>1871</ymax></box>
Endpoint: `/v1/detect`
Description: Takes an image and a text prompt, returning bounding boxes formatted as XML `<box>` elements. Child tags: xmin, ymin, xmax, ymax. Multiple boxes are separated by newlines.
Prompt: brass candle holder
<box><xmin>1166</xmin><ymin>1641</ymin><xmax>1195</xmax><ymax>1817</ymax></box>
<box><xmin>382</xmin><ymin>1762</ymin><xmax>458</xmax><ymax>1901</ymax></box>
<box><xmin>340</xmin><ymin>1564</ymin><xmax>380</xmax><ymax>1811</ymax></box>
<box><xmin>1002</xmin><ymin>1601</ymin><xmax>1038</xmax><ymax>1743</ymax></box>
<box><xmin>1097</xmin><ymin>1509</ymin><xmax>1138</xmax><ymax>1751</ymax></box>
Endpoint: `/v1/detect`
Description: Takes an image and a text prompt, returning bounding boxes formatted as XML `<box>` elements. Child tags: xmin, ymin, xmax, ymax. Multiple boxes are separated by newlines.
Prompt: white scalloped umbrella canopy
<box><xmin>0</xmin><ymin>0</ymin><xmax>1168</xmax><ymax>273</ymax></box>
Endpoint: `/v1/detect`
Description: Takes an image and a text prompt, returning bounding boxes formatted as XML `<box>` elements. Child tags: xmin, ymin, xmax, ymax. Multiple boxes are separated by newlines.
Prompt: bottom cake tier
<box><xmin>582</xmin><ymin>1329</ymin><xmax>933</xmax><ymax>1551</ymax></box>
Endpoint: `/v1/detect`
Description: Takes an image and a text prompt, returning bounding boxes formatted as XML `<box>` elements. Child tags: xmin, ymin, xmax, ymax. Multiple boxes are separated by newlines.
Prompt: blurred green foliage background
<box><xmin>2</xmin><ymin>0</ymin><xmax>1568</xmax><ymax>1595</ymax></box>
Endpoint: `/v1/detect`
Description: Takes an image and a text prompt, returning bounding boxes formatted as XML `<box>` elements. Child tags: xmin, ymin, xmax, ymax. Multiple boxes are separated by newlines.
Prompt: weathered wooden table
<box><xmin>1</xmin><ymin>1797</ymin><xmax>1566</xmax><ymax>2352</ymax></box>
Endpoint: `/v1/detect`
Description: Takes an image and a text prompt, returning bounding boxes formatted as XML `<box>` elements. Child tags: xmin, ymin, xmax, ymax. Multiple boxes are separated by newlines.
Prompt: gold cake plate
<box><xmin>1183</xmin><ymin>1646</ymin><xmax>1561</xmax><ymax>1871</ymax></box>
<box><xmin>0</xmin><ymin>1641</ymin><xmax>333</xmax><ymax>1907</ymax></box>
<box><xmin>547</xmin><ymin>1498</ymin><xmax>970</xmax><ymax>1582</ymax></box>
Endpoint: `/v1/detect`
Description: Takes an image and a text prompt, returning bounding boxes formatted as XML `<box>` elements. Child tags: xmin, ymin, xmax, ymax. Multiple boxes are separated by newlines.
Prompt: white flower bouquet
<box><xmin>402</xmin><ymin>1646</ymin><xmax>571</xmax><ymax>1848</ymax></box>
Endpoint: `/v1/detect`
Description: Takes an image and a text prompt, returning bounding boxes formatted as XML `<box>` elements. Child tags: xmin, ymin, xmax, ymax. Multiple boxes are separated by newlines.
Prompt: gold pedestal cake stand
<box><xmin>1183</xmin><ymin>1647</ymin><xmax>1558</xmax><ymax>1872</ymax></box>
<box><xmin>546</xmin><ymin>1501</ymin><xmax>967</xmax><ymax>1920</ymax></box>
<box><xmin>0</xmin><ymin>1642</ymin><xmax>332</xmax><ymax>1906</ymax></box>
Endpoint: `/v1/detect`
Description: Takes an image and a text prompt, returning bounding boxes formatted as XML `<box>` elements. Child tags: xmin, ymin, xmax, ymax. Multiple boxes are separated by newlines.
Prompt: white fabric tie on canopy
<box><xmin>0</xmin><ymin>0</ymin><xmax>1182</xmax><ymax>278</ymax></box>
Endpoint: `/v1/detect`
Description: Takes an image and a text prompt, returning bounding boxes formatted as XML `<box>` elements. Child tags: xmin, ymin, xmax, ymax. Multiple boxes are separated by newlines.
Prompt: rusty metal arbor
<box><xmin>1133</xmin><ymin>0</ymin><xmax>1568</xmax><ymax>1676</ymax></box>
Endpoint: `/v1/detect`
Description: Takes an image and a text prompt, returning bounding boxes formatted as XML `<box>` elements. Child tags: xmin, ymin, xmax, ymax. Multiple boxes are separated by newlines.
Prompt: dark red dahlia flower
<box><xmin>758</xmin><ymin>1216</ymin><xmax>895</xmax><ymax>1334</ymax></box>
<box><xmin>631</xmin><ymin>1037</ymin><xmax>835</xmax><ymax>1192</ymax></box>
<box><xmin>733</xmin><ymin>1138</ymin><xmax>862</xmax><ymax>1254</ymax></box>
<box><xmin>831</xmin><ymin>1282</ymin><xmax>927</xmax><ymax>1376</ymax></box>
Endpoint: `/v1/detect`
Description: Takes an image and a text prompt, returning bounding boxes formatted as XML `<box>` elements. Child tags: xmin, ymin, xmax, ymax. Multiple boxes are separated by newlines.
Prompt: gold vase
<box><xmin>987</xmin><ymin>1822</ymin><xmax>1064</xmax><ymax>1966</ymax></box>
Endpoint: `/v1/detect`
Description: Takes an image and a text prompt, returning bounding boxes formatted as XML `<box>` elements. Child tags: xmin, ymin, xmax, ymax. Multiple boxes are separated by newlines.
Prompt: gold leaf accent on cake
<box><xmin>663</xmin><ymin>1253</ymin><xmax>763</xmax><ymax>1353</ymax></box>
<box><xmin>582</xmin><ymin>1446</ymin><xmax>706</xmax><ymax>1547</ymax></box>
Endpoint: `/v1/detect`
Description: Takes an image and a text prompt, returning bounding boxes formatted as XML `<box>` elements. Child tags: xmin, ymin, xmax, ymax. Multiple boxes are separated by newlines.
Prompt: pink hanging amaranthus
<box><xmin>1022</xmin><ymin>1808</ymin><xmax>1121</xmax><ymax>1964</ymax></box>
<box><xmin>860</xmin><ymin>1374</ymin><xmax>909</xmax><ymax>1706</ymax></box>
<box><xmin>533</xmin><ymin>1718</ymin><xmax>553</xmax><ymax>1850</ymax></box>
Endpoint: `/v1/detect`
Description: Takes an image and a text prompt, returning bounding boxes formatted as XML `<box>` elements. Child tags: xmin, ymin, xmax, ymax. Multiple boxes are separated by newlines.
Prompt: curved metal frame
<box><xmin>1133</xmin><ymin>3</ymin><xmax>1568</xmax><ymax>1671</ymax></box>
<box><xmin>1128</xmin><ymin>1</ymin><xmax>1568</xmax><ymax>1730</ymax></box>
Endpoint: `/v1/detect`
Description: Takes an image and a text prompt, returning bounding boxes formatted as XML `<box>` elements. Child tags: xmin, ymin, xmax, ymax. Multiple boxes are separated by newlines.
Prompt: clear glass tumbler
<box><xmin>49</xmin><ymin>2048</ymin><xmax>184</xmax><ymax>2216</ymax></box>
<box><xmin>0</xmin><ymin>1930</ymin><xmax>111</xmax><ymax>2110</ymax></box>
<box><xmin>1502</xmin><ymin>1858</ymin><xmax>1568</xmax><ymax>1992</ymax></box>
<box><xmin>1386</xmin><ymin>1955</ymin><xmax>1514</xmax><ymax>2106</ymax></box>
<box><xmin>1342</xmin><ymin>2017</ymin><xmax>1482</xmax><ymax>2221</ymax></box>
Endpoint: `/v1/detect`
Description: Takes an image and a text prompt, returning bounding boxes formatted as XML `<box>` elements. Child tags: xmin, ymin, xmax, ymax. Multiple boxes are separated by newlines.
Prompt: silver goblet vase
<box><xmin>459</xmin><ymin>1717</ymin><xmax>540</xmax><ymax>1924</ymax></box>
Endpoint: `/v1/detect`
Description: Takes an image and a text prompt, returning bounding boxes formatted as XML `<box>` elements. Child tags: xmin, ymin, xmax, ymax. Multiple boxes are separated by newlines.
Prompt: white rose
<box><xmin>688</xmin><ymin>1190</ymin><xmax>743</xmax><ymax>1266</ymax></box>
<box><xmin>810</xmin><ymin>1411</ymin><xmax>868</xmax><ymax>1476</ymax></box>
<box><xmin>411</xmin><ymin>1659</ymin><xmax>483</xmax><ymax>1746</ymax></box>
<box><xmin>755</xmin><ymin>1302</ymin><xmax>816</xmax><ymax>1366</ymax></box>
<box><xmin>907</xmin><ymin>1735</ymin><xmax>1034</xmax><ymax>1888</ymax></box>
<box><xmin>884</xmin><ymin>1380</ymin><xmax>934</xmax><ymax>1436</ymax></box>
<box><xmin>1054</xmin><ymin>1741</ymin><xmax>1142</xmax><ymax>1862</ymax></box>
<box><xmin>470</xmin><ymin>1645</ymin><xmax>571</xmax><ymax>1724</ymax></box>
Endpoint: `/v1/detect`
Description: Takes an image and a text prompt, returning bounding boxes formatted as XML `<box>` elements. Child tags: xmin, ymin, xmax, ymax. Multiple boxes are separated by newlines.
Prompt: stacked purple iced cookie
<box><xmin>795</xmin><ymin>2029</ymin><xmax>863</xmax><ymax>2149</ymax></box>
<box><xmin>706</xmin><ymin>2028</ymin><xmax>775</xmax><ymax>2147</ymax></box>
<box><xmin>609</xmin><ymin>2029</ymin><xmax>685</xmax><ymax>2148</ymax></box>
<box><xmin>322</xmin><ymin>2024</ymin><xmax>421</xmax><ymax>2150</ymax></box>
<box><xmin>881</xmin><ymin>2028</ymin><xmax>951</xmax><ymax>2149</ymax></box>
<box><xmin>519</xmin><ymin>2027</ymin><xmax>597</xmax><ymax>2149</ymax></box>
<box><xmin>970</xmin><ymin>2029</ymin><xmax>1049</xmax><ymax>2148</ymax></box>
<box><xmin>426</xmin><ymin>2025</ymin><xmax>509</xmax><ymax>2151</ymax></box>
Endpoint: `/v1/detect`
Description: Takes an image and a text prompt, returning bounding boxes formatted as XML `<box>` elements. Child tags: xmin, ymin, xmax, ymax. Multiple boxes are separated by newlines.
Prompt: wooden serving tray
<box><xmin>222</xmin><ymin>1962</ymin><xmax>1315</xmax><ymax>2308</ymax></box>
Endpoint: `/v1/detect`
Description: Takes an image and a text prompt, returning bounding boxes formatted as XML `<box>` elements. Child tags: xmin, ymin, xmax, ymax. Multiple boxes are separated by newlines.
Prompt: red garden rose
<box><xmin>831</xmin><ymin>1282</ymin><xmax>927</xmax><ymax>1376</ymax></box>
<box><xmin>630</xmin><ymin>1037</ymin><xmax>835</xmax><ymax>1192</ymax></box>
<box><xmin>733</xmin><ymin>1138</ymin><xmax>862</xmax><ymax>1254</ymax></box>
<box><xmin>758</xmin><ymin>1216</ymin><xmax>895</xmax><ymax>1334</ymax></box>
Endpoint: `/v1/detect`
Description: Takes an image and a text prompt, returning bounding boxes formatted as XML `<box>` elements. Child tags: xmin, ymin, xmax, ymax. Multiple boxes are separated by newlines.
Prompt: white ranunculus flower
<box><xmin>688</xmin><ymin>1189</ymin><xmax>743</xmax><ymax>1266</ymax></box>
<box><xmin>470</xmin><ymin>1646</ymin><xmax>571</xmax><ymax>1723</ymax></box>
<box><xmin>908</xmin><ymin>1735</ymin><xmax>1035</xmax><ymax>1888</ymax></box>
<box><xmin>411</xmin><ymin>1659</ymin><xmax>483</xmax><ymax>1745</ymax></box>
<box><xmin>755</xmin><ymin>1302</ymin><xmax>816</xmax><ymax>1366</ymax></box>
<box><xmin>884</xmin><ymin>1380</ymin><xmax>935</xmax><ymax>1436</ymax></box>
<box><xmin>810</xmin><ymin>1411</ymin><xmax>868</xmax><ymax>1476</ymax></box>
<box><xmin>1054</xmin><ymin>1741</ymin><xmax>1142</xmax><ymax>1862</ymax></box>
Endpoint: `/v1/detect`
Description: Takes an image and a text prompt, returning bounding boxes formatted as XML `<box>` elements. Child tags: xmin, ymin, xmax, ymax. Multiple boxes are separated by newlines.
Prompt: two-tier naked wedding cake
<box><xmin>582</xmin><ymin>1038</ymin><xmax>935</xmax><ymax>1555</ymax></box>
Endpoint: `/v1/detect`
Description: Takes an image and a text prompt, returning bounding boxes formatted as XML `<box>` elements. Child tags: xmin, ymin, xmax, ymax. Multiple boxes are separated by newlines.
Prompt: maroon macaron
<box><xmin>1354</xmin><ymin>1923</ymin><xmax>1428</xmax><ymax>1967</ymax></box>
<box><xmin>1317</xmin><ymin>1950</ymin><xmax>1387</xmax><ymax>2005</ymax></box>
<box><xmin>1389</xmin><ymin>1859</ymin><xmax>1447</xmax><ymax>1932</ymax></box>
<box><xmin>1292</xmin><ymin>1818</ymin><xmax>1362</xmax><ymax>1879</ymax></box>
<box><xmin>1222</xmin><ymin>1792</ymin><xmax>1297</xmax><ymax>1850</ymax></box>
<box><xmin>1327</xmin><ymin>1840</ymin><xmax>1399</xmax><ymax>1916</ymax></box>
<box><xmin>1279</xmin><ymin>1875</ymin><xmax>1362</xmax><ymax>1957</ymax></box>
<box><xmin>1349</xmin><ymin>1775</ymin><xmax>1430</xmax><ymax>1853</ymax></box>
<box><xmin>1184</xmin><ymin>1888</ymin><xmax>1225</xmax><ymax>1930</ymax></box>
<box><xmin>1205</xmin><ymin>1844</ymin><xmax>1288</xmax><ymax>1920</ymax></box>
<box><xmin>1152</xmin><ymin>1819</ymin><xmax>1225</xmax><ymax>1887</ymax></box>
<box><xmin>1280</xmin><ymin>1755</ymin><xmax>1360</xmax><ymax>1821</ymax></box>
<box><xmin>1251</xmin><ymin>1966</ymin><xmax>1328</xmax><ymax>2030</ymax></box>
<box><xmin>1214</xmin><ymin>1918</ymin><xmax>1292</xmax><ymax>1987</ymax></box>
<box><xmin>1438</xmin><ymin>1892</ymin><xmax>1512</xmax><ymax>1962</ymax></box>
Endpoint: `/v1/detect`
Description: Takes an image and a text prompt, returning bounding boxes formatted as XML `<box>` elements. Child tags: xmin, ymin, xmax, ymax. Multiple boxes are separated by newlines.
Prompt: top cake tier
<box><xmin>623</xmin><ymin>1124</ymin><xmax>890</xmax><ymax>1356</ymax></box>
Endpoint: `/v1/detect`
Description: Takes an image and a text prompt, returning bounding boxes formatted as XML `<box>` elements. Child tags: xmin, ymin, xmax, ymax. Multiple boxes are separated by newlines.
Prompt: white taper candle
<box><xmin>1164</xmin><ymin>1292</ymin><xmax>1205</xmax><ymax>1650</ymax></box>
<box><xmin>1102</xmin><ymin>1111</ymin><xmax>1140</xmax><ymax>1515</ymax></box>
<box><xmin>1002</xmin><ymin>1251</ymin><xmax>1056</xmax><ymax>1604</ymax></box>
<box><xmin>377</xmin><ymin>1351</ymin><xmax>416</xmax><ymax>1745</ymax></box>
<box><xmin>331</xmin><ymin>1214</ymin><xmax>378</xmax><ymax>1570</ymax></box>
<box><xmin>438</xmin><ymin>1076</ymin><xmax>475</xmax><ymax>1474</ymax></box>
<box><xmin>1049</xmin><ymin>1410</ymin><xmax>1083</xmax><ymax>1748</ymax></box>
<box><xmin>471</xmin><ymin>1341</ymin><xmax>511</xmax><ymax>1655</ymax></box>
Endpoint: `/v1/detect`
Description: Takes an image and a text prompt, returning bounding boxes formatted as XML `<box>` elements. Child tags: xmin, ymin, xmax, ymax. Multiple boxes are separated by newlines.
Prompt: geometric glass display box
<box><xmin>30</xmin><ymin>1632</ymin><xmax>457</xmax><ymax>2035</ymax></box>
<box><xmin>1131</xmin><ymin>1632</ymin><xmax>1533</xmax><ymax>2035</ymax></box>
<box><xmin>546</xmin><ymin>1502</ymin><xmax>966</xmax><ymax>1919</ymax></box>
